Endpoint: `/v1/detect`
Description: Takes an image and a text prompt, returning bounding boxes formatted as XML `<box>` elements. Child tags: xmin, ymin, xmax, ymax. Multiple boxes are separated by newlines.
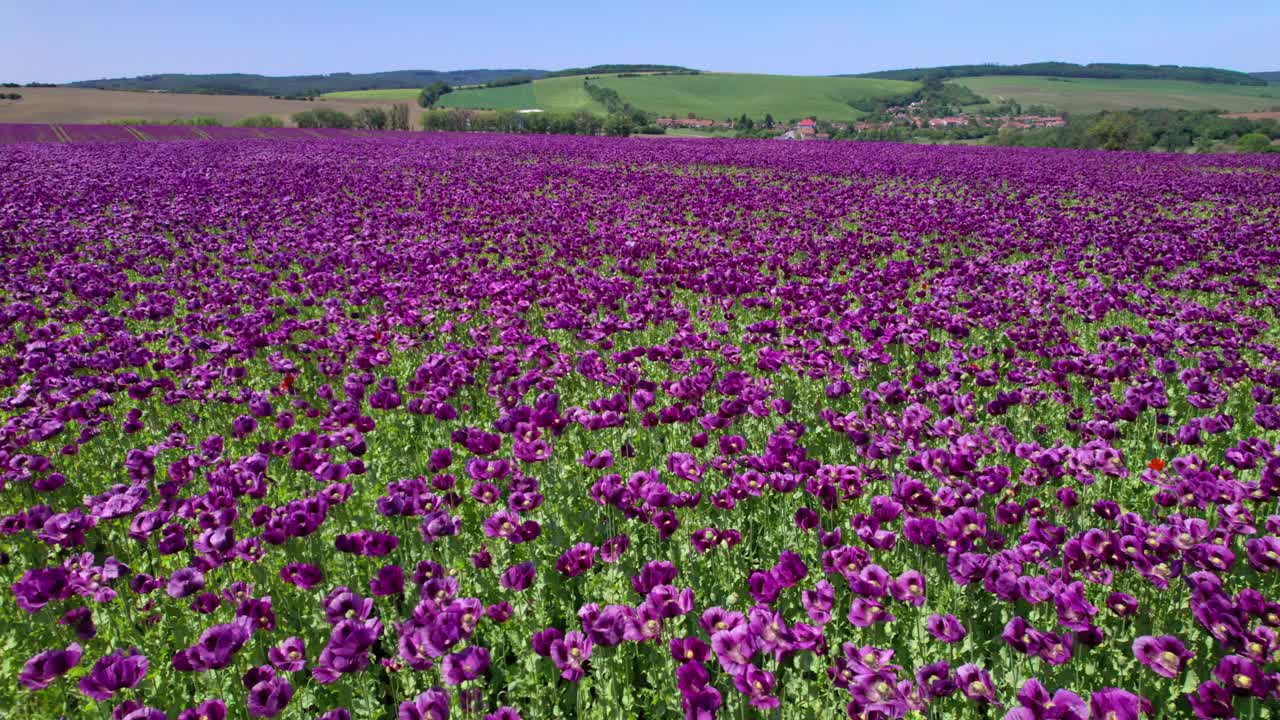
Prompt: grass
<box><xmin>438</xmin><ymin>77</ymin><xmax>601</xmax><ymax>113</ymax></box>
<box><xmin>952</xmin><ymin>76</ymin><xmax>1280</xmax><ymax>114</ymax></box>
<box><xmin>588</xmin><ymin>73</ymin><xmax>917</xmax><ymax>121</ymax></box>
<box><xmin>320</xmin><ymin>88</ymin><xmax>422</xmax><ymax>101</ymax></box>
<box><xmin>350</xmin><ymin>73</ymin><xmax>919</xmax><ymax>121</ymax></box>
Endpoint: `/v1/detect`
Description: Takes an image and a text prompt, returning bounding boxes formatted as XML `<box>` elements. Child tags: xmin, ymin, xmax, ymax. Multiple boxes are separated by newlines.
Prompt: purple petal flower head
<box><xmin>802</xmin><ymin>579</ymin><xmax>835</xmax><ymax>625</ymax></box>
<box><xmin>59</xmin><ymin>606</ymin><xmax>97</xmax><ymax>641</ymax></box>
<box><xmin>599</xmin><ymin>534</ymin><xmax>630</xmax><ymax>563</ymax></box>
<box><xmin>1132</xmin><ymin>635</ymin><xmax>1193</xmax><ymax>679</ymax></box>
<box><xmin>177</xmin><ymin>699</ymin><xmax>227</xmax><ymax>720</ymax></box>
<box><xmin>631</xmin><ymin>561</ymin><xmax>679</xmax><ymax>594</ymax></box>
<box><xmin>1011</xmin><ymin>678</ymin><xmax>1087</xmax><ymax>720</ymax></box>
<box><xmin>370</xmin><ymin>565</ymin><xmax>405</xmax><ymax>596</ymax></box>
<box><xmin>499</xmin><ymin>562</ymin><xmax>536</xmax><ymax>592</ymax></box>
<box><xmin>441</xmin><ymin>646</ymin><xmax>490</xmax><ymax>685</ymax></box>
<box><xmin>80</xmin><ymin>647</ymin><xmax>149</xmax><ymax>701</ymax></box>
<box><xmin>174</xmin><ymin>618</ymin><xmax>253</xmax><ymax>672</ymax></box>
<box><xmin>1213</xmin><ymin>655</ymin><xmax>1269</xmax><ymax>697</ymax></box>
<box><xmin>279</xmin><ymin>563</ymin><xmax>323</xmax><ymax>590</ymax></box>
<box><xmin>916</xmin><ymin>661</ymin><xmax>956</xmax><ymax>700</ymax></box>
<box><xmin>578</xmin><ymin>603</ymin><xmax>628</xmax><ymax>646</ymax></box>
<box><xmin>847</xmin><ymin>597</ymin><xmax>893</xmax><ymax>627</ymax></box>
<box><xmin>645</xmin><ymin>585</ymin><xmax>695</xmax><ymax>618</ymax></box>
<box><xmin>555</xmin><ymin>543</ymin><xmax>598</xmax><ymax>578</ymax></box>
<box><xmin>732</xmin><ymin>664</ymin><xmax>779</xmax><ymax>709</ymax></box>
<box><xmin>12</xmin><ymin>566</ymin><xmax>71</xmax><ymax>613</ymax></box>
<box><xmin>670</xmin><ymin>636</ymin><xmax>710</xmax><ymax>664</ymax></box>
<box><xmin>167</xmin><ymin>567</ymin><xmax>206</xmax><ymax>599</ymax></box>
<box><xmin>955</xmin><ymin>664</ymin><xmax>1000</xmax><ymax>706</ymax></box>
<box><xmin>927</xmin><ymin>613</ymin><xmax>967</xmax><ymax>643</ymax></box>
<box><xmin>483</xmin><ymin>709</ymin><xmax>521</xmax><ymax>720</ymax></box>
<box><xmin>711</xmin><ymin>625</ymin><xmax>757</xmax><ymax>675</ymax></box>
<box><xmin>1186</xmin><ymin>681</ymin><xmax>1234</xmax><ymax>720</ymax></box>
<box><xmin>531</xmin><ymin>627</ymin><xmax>563</xmax><ymax>657</ymax></box>
<box><xmin>247</xmin><ymin>671</ymin><xmax>293</xmax><ymax>718</ymax></box>
<box><xmin>19</xmin><ymin>643</ymin><xmax>83</xmax><ymax>690</ymax></box>
<box><xmin>316</xmin><ymin>711</ymin><xmax>351</xmax><ymax>720</ymax></box>
<box><xmin>550</xmin><ymin>630</ymin><xmax>591</xmax><ymax>681</ymax></box>
<box><xmin>1087</xmin><ymin>688</ymin><xmax>1149</xmax><ymax>720</ymax></box>
<box><xmin>889</xmin><ymin>569</ymin><xmax>926</xmax><ymax>606</ymax></box>
<box><xmin>268</xmin><ymin>636</ymin><xmax>306</xmax><ymax>672</ymax></box>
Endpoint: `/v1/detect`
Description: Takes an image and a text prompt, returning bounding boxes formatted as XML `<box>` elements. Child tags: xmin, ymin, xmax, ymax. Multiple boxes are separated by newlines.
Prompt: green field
<box><xmin>587</xmin><ymin>73</ymin><xmax>915</xmax><ymax>121</ymax></box>
<box><xmin>360</xmin><ymin>73</ymin><xmax>918</xmax><ymax>121</ymax></box>
<box><xmin>951</xmin><ymin>76</ymin><xmax>1280</xmax><ymax>114</ymax></box>
<box><xmin>320</xmin><ymin>88</ymin><xmax>423</xmax><ymax>100</ymax></box>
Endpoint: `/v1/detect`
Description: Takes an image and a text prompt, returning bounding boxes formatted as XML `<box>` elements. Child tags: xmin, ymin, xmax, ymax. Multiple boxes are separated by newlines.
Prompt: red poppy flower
<box><xmin>1148</xmin><ymin>458</ymin><xmax>1166</xmax><ymax>472</ymax></box>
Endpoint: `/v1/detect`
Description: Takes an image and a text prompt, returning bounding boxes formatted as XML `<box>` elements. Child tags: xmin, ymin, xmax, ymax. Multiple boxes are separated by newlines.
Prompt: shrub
<box><xmin>235</xmin><ymin>115</ymin><xmax>284</xmax><ymax>128</ymax></box>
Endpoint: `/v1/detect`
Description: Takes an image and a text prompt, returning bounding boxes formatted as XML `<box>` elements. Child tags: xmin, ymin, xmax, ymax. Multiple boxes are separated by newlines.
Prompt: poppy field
<box><xmin>2</xmin><ymin>133</ymin><xmax>1280</xmax><ymax>720</ymax></box>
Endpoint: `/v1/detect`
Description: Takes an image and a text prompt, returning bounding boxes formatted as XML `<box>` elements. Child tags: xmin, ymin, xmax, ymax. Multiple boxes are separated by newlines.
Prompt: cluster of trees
<box><xmin>544</xmin><ymin>65</ymin><xmax>697</xmax><ymax>78</ymax></box>
<box><xmin>235</xmin><ymin>115</ymin><xmax>284</xmax><ymax>128</ymax></box>
<box><xmin>989</xmin><ymin>109</ymin><xmax>1279</xmax><ymax>152</ymax></box>
<box><xmin>849</xmin><ymin>76</ymin><xmax>989</xmax><ymax>115</ymax></box>
<box><xmin>582</xmin><ymin>81</ymin><xmax>650</xmax><ymax>126</ymax></box>
<box><xmin>858</xmin><ymin>62</ymin><xmax>1265</xmax><ymax>86</ymax></box>
<box><xmin>68</xmin><ymin>70</ymin><xmax>545</xmax><ymax>96</ymax></box>
<box><xmin>418</xmin><ymin>82</ymin><xmax>453</xmax><ymax>108</ymax></box>
<box><xmin>292</xmin><ymin>105</ymin><xmax>412</xmax><ymax>130</ymax></box>
<box><xmin>482</xmin><ymin>76</ymin><xmax>533</xmax><ymax>88</ymax></box>
<box><xmin>419</xmin><ymin>109</ymin><xmax>654</xmax><ymax>137</ymax></box>
<box><xmin>353</xmin><ymin>105</ymin><xmax>412</xmax><ymax>130</ymax></box>
<box><xmin>2</xmin><ymin>93</ymin><xmax>21</xmax><ymax>100</ymax></box>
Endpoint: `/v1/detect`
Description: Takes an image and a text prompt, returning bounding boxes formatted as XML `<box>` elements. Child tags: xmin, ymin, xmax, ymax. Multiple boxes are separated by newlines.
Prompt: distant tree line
<box><xmin>544</xmin><ymin>65</ymin><xmax>698</xmax><ymax>79</ymax></box>
<box><xmin>419</xmin><ymin>108</ymin><xmax>660</xmax><ymax>137</ymax></box>
<box><xmin>2</xmin><ymin>93</ymin><xmax>21</xmax><ymax>100</ymax></box>
<box><xmin>292</xmin><ymin>105</ymin><xmax>411</xmax><ymax>130</ymax></box>
<box><xmin>856</xmin><ymin>62</ymin><xmax>1265</xmax><ymax>86</ymax></box>
<box><xmin>987</xmin><ymin>109</ymin><xmax>1278</xmax><ymax>152</ymax></box>
<box><xmin>66</xmin><ymin>70</ymin><xmax>548</xmax><ymax>96</ymax></box>
<box><xmin>482</xmin><ymin>76</ymin><xmax>534</xmax><ymax>88</ymax></box>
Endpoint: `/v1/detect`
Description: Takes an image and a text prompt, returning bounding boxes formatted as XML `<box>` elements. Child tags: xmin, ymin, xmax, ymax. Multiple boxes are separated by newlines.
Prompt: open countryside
<box><xmin>949</xmin><ymin>76</ymin><xmax>1280</xmax><ymax>114</ymax></box>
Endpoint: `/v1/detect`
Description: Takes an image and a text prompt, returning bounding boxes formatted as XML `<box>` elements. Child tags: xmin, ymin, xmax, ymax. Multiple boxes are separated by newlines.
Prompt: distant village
<box><xmin>655</xmin><ymin>103</ymin><xmax>1067</xmax><ymax>140</ymax></box>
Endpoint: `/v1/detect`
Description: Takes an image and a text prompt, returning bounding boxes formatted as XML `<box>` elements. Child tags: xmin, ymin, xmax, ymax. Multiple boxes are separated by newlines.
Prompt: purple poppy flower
<box><xmin>927</xmin><ymin>613</ymin><xmax>967</xmax><ymax>643</ymax></box>
<box><xmin>80</xmin><ymin>647</ymin><xmax>149</xmax><ymax>701</ymax></box>
<box><xmin>441</xmin><ymin>646</ymin><xmax>490</xmax><ymax>685</ymax></box>
<box><xmin>483</xmin><ymin>709</ymin><xmax>521</xmax><ymax>720</ymax></box>
<box><xmin>711</xmin><ymin>625</ymin><xmax>757</xmax><ymax>675</ymax></box>
<box><xmin>670</xmin><ymin>637</ymin><xmax>710</xmax><ymax>664</ymax></box>
<box><xmin>370</xmin><ymin>565</ymin><xmax>405</xmax><ymax>596</ymax></box>
<box><xmin>916</xmin><ymin>661</ymin><xmax>956</xmax><ymax>700</ymax></box>
<box><xmin>1087</xmin><ymin>688</ymin><xmax>1148</xmax><ymax>720</ymax></box>
<box><xmin>176</xmin><ymin>699</ymin><xmax>227</xmax><ymax>720</ymax></box>
<box><xmin>166</xmin><ymin>567</ymin><xmax>206</xmax><ymax>599</ymax></box>
<box><xmin>279</xmin><ymin>563</ymin><xmax>323</xmax><ymax>590</ymax></box>
<box><xmin>269</xmin><ymin>637</ymin><xmax>306</xmax><ymax>672</ymax></box>
<box><xmin>956</xmin><ymin>664</ymin><xmax>999</xmax><ymax>706</ymax></box>
<box><xmin>1213</xmin><ymin>655</ymin><xmax>1269</xmax><ymax>697</ymax></box>
<box><xmin>549</xmin><ymin>631</ymin><xmax>591</xmax><ymax>681</ymax></box>
<box><xmin>531</xmin><ymin>628</ymin><xmax>563</xmax><ymax>657</ymax></box>
<box><xmin>733</xmin><ymin>664</ymin><xmax>779</xmax><ymax>709</ymax></box>
<box><xmin>19</xmin><ymin>643</ymin><xmax>82</xmax><ymax>690</ymax></box>
<box><xmin>1133</xmin><ymin>635</ymin><xmax>1193</xmax><ymax>679</ymax></box>
<box><xmin>556</xmin><ymin>543</ymin><xmax>598</xmax><ymax>577</ymax></box>
<box><xmin>499</xmin><ymin>562</ymin><xmax>536</xmax><ymax>592</ymax></box>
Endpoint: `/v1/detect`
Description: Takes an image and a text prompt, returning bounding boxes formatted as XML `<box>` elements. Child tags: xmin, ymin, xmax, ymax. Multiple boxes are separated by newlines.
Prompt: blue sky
<box><xmin>2</xmin><ymin>0</ymin><xmax>1276</xmax><ymax>82</ymax></box>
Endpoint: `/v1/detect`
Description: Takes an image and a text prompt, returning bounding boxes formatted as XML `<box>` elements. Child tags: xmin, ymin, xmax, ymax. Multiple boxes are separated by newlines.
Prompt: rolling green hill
<box><xmin>949</xmin><ymin>76</ymin><xmax>1280</xmax><ymax>114</ymax></box>
<box><xmin>68</xmin><ymin>70</ymin><xmax>547</xmax><ymax>96</ymax></box>
<box><xmin>412</xmin><ymin>73</ymin><xmax>917</xmax><ymax>121</ymax></box>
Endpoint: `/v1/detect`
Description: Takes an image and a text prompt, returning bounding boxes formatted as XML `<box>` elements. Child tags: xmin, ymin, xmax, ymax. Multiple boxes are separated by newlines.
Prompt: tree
<box><xmin>1086</xmin><ymin>113</ymin><xmax>1151</xmax><ymax>151</ymax></box>
<box><xmin>388</xmin><ymin>104</ymin><xmax>410</xmax><ymax>131</ymax></box>
<box><xmin>603</xmin><ymin>113</ymin><xmax>634</xmax><ymax>137</ymax></box>
<box><xmin>735</xmin><ymin>114</ymin><xmax>754</xmax><ymax>131</ymax></box>
<box><xmin>293</xmin><ymin>109</ymin><xmax>353</xmax><ymax>129</ymax></box>
<box><xmin>353</xmin><ymin>107</ymin><xmax>389</xmax><ymax>130</ymax></box>
<box><xmin>1237</xmin><ymin>132</ymin><xmax>1273</xmax><ymax>153</ymax></box>
<box><xmin>763</xmin><ymin>113</ymin><xmax>775</xmax><ymax>129</ymax></box>
<box><xmin>418</xmin><ymin>82</ymin><xmax>453</xmax><ymax>108</ymax></box>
